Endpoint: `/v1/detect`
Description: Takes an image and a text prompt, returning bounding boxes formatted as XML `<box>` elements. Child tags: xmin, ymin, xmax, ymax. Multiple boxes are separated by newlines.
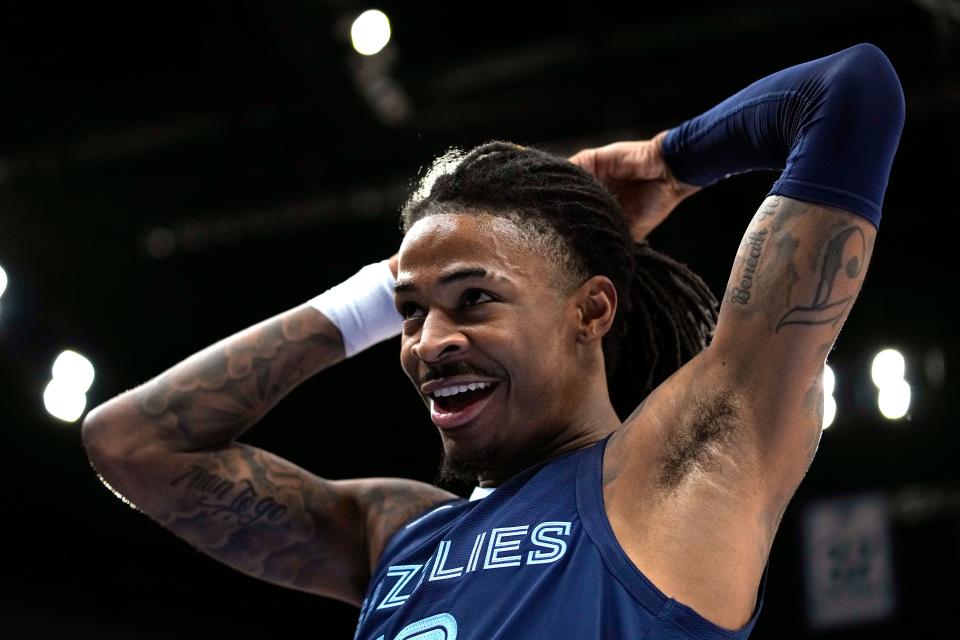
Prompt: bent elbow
<box><xmin>80</xmin><ymin>398</ymin><xmax>122</xmax><ymax>458</ymax></box>
<box><xmin>836</xmin><ymin>43</ymin><xmax>906</xmax><ymax>134</ymax></box>
<box><xmin>80</xmin><ymin>391</ymin><xmax>153</xmax><ymax>465</ymax></box>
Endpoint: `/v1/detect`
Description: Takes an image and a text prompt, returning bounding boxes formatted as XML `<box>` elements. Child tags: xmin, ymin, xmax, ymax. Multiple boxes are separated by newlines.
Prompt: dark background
<box><xmin>1</xmin><ymin>0</ymin><xmax>957</xmax><ymax>637</ymax></box>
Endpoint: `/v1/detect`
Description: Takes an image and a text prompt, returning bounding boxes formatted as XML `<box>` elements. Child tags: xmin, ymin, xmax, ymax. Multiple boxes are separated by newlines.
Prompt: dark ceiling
<box><xmin>1</xmin><ymin>1</ymin><xmax>958</xmax><ymax>638</ymax></box>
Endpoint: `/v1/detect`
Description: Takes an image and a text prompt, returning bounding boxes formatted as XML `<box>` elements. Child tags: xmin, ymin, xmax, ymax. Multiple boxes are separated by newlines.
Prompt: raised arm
<box><xmin>81</xmin><ymin>255</ymin><xmax>455</xmax><ymax>606</ymax></box>
<box><xmin>571</xmin><ymin>44</ymin><xmax>904</xmax><ymax>629</ymax></box>
<box><xmin>576</xmin><ymin>43</ymin><xmax>903</xmax><ymax>483</ymax></box>
<box><xmin>661</xmin><ymin>43</ymin><xmax>904</xmax><ymax>487</ymax></box>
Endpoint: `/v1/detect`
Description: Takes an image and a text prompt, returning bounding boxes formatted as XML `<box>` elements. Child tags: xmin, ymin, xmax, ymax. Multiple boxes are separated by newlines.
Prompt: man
<box><xmin>82</xmin><ymin>43</ymin><xmax>904</xmax><ymax>638</ymax></box>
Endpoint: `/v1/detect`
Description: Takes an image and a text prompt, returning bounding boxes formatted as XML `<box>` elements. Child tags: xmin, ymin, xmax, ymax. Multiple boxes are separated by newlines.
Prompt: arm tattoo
<box><xmin>755</xmin><ymin>196</ymin><xmax>779</xmax><ymax>222</ymax></box>
<box><xmin>171</xmin><ymin>465</ymin><xmax>289</xmax><ymax>527</ymax></box>
<box><xmin>776</xmin><ymin>226</ymin><xmax>866</xmax><ymax>332</ymax></box>
<box><xmin>138</xmin><ymin>307</ymin><xmax>344</xmax><ymax>449</ymax></box>
<box><xmin>154</xmin><ymin>445</ymin><xmax>355</xmax><ymax>593</ymax></box>
<box><xmin>728</xmin><ymin>229</ymin><xmax>768</xmax><ymax>306</ymax></box>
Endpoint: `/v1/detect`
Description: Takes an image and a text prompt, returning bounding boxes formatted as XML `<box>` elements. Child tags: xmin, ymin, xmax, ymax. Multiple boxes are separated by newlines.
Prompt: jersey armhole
<box><xmin>576</xmin><ymin>435</ymin><xmax>771</xmax><ymax>639</ymax></box>
<box><xmin>575</xmin><ymin>435</ymin><xmax>670</xmax><ymax>616</ymax></box>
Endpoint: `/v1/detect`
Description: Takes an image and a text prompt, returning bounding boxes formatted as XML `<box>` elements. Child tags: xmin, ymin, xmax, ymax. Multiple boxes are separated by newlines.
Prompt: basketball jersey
<box><xmin>354</xmin><ymin>435</ymin><xmax>768</xmax><ymax>639</ymax></box>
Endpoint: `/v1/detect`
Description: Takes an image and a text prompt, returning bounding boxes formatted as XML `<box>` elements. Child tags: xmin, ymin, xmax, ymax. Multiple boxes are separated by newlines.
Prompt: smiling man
<box><xmin>395</xmin><ymin>211</ymin><xmax>629</xmax><ymax>488</ymax></box>
<box><xmin>82</xmin><ymin>43</ymin><xmax>903</xmax><ymax>639</ymax></box>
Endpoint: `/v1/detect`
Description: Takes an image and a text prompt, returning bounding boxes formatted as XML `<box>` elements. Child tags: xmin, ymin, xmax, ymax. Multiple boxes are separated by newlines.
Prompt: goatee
<box><xmin>436</xmin><ymin>437</ymin><xmax>503</xmax><ymax>485</ymax></box>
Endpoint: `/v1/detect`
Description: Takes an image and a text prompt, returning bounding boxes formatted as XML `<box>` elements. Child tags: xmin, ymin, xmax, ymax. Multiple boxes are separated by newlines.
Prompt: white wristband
<box><xmin>308</xmin><ymin>259</ymin><xmax>403</xmax><ymax>358</ymax></box>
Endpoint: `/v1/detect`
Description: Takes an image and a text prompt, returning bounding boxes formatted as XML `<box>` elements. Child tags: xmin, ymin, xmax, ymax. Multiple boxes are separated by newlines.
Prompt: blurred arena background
<box><xmin>0</xmin><ymin>1</ymin><xmax>957</xmax><ymax>637</ymax></box>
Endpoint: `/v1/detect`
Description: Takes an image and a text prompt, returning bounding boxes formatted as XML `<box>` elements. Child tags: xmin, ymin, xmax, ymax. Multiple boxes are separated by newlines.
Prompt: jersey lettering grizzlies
<box><xmin>354</xmin><ymin>436</ymin><xmax>767</xmax><ymax>639</ymax></box>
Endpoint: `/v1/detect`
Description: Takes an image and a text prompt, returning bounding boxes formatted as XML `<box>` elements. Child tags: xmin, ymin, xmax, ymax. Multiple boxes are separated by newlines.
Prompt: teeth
<box><xmin>431</xmin><ymin>381</ymin><xmax>494</xmax><ymax>398</ymax></box>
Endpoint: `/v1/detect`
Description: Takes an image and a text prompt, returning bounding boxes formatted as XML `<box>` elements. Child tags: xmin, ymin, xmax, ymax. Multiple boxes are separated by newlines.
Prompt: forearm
<box><xmin>84</xmin><ymin>254</ymin><xmax>402</xmax><ymax>453</ymax></box>
<box><xmin>84</xmin><ymin>302</ymin><xmax>347</xmax><ymax>453</ymax></box>
<box><xmin>661</xmin><ymin>43</ymin><xmax>905</xmax><ymax>227</ymax></box>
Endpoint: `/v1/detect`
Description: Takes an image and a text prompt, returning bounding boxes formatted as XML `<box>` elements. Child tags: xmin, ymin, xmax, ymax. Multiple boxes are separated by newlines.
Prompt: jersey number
<box><xmin>376</xmin><ymin>612</ymin><xmax>458</xmax><ymax>640</ymax></box>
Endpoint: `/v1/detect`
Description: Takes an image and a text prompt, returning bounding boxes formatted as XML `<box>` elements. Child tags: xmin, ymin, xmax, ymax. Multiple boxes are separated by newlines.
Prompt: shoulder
<box><xmin>341</xmin><ymin>477</ymin><xmax>460</xmax><ymax>571</ymax></box>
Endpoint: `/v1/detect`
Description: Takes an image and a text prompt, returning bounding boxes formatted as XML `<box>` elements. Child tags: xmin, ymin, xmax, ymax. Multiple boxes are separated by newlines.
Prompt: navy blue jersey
<box><xmin>354</xmin><ymin>436</ymin><xmax>767</xmax><ymax>639</ymax></box>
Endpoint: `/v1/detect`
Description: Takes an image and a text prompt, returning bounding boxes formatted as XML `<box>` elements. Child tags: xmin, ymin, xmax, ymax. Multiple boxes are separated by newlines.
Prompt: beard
<box><xmin>436</xmin><ymin>434</ymin><xmax>504</xmax><ymax>485</ymax></box>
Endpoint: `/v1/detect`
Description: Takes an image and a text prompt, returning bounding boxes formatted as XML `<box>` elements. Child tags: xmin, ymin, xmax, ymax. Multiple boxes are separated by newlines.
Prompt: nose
<box><xmin>411</xmin><ymin>309</ymin><xmax>467</xmax><ymax>363</ymax></box>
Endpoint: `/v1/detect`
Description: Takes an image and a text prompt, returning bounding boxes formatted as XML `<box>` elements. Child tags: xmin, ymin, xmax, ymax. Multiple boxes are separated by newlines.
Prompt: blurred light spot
<box><xmin>824</xmin><ymin>364</ymin><xmax>835</xmax><ymax>396</ymax></box>
<box><xmin>351</xmin><ymin>9</ymin><xmax>391</xmax><ymax>55</ymax></box>
<box><xmin>44</xmin><ymin>379</ymin><xmax>87</xmax><ymax>423</ymax></box>
<box><xmin>822</xmin><ymin>364</ymin><xmax>836</xmax><ymax>429</ymax></box>
<box><xmin>145</xmin><ymin>228</ymin><xmax>176</xmax><ymax>259</ymax></box>
<box><xmin>878</xmin><ymin>380</ymin><xmax>911</xmax><ymax>420</ymax></box>
<box><xmin>924</xmin><ymin>348</ymin><xmax>945</xmax><ymax>389</ymax></box>
<box><xmin>823</xmin><ymin>395</ymin><xmax>837</xmax><ymax>430</ymax></box>
<box><xmin>0</xmin><ymin>264</ymin><xmax>7</xmax><ymax>300</ymax></box>
<box><xmin>52</xmin><ymin>350</ymin><xmax>95</xmax><ymax>392</ymax></box>
<box><xmin>871</xmin><ymin>349</ymin><xmax>905</xmax><ymax>388</ymax></box>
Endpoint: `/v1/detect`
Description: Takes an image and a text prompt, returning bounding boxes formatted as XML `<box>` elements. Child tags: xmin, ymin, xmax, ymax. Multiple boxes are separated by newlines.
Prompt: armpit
<box><xmin>658</xmin><ymin>387</ymin><xmax>749</xmax><ymax>494</ymax></box>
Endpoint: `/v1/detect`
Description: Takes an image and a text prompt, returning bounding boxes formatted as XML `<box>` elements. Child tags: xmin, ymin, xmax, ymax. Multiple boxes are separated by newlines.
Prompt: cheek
<box><xmin>515</xmin><ymin>317</ymin><xmax>573</xmax><ymax>392</ymax></box>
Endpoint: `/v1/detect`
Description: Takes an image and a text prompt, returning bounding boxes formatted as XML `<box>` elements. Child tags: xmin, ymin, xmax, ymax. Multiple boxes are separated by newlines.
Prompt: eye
<box><xmin>399</xmin><ymin>301</ymin><xmax>424</xmax><ymax>320</ymax></box>
<box><xmin>461</xmin><ymin>288</ymin><xmax>495</xmax><ymax>307</ymax></box>
<box><xmin>399</xmin><ymin>289</ymin><xmax>496</xmax><ymax>320</ymax></box>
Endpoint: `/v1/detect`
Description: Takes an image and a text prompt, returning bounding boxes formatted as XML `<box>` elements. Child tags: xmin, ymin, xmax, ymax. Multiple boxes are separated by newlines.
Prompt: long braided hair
<box><xmin>399</xmin><ymin>141</ymin><xmax>718</xmax><ymax>421</ymax></box>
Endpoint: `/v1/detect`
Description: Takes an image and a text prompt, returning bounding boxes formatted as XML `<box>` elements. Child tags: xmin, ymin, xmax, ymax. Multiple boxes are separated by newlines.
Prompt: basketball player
<box><xmin>82</xmin><ymin>43</ymin><xmax>904</xmax><ymax>638</ymax></box>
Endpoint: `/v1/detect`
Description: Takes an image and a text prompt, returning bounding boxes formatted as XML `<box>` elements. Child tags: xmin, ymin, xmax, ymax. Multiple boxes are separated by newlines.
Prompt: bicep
<box><xmin>708</xmin><ymin>194</ymin><xmax>877</xmax><ymax>473</ymax></box>
<box><xmin>88</xmin><ymin>436</ymin><xmax>371</xmax><ymax>604</ymax></box>
<box><xmin>86</xmin><ymin>429</ymin><xmax>455</xmax><ymax>606</ymax></box>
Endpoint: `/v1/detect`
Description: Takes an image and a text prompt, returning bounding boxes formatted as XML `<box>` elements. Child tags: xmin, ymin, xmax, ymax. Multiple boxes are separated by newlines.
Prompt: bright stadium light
<box><xmin>871</xmin><ymin>349</ymin><xmax>905</xmax><ymax>388</ymax></box>
<box><xmin>878</xmin><ymin>379</ymin><xmax>911</xmax><ymax>420</ymax></box>
<box><xmin>52</xmin><ymin>350</ymin><xmax>95</xmax><ymax>392</ymax></box>
<box><xmin>43</xmin><ymin>379</ymin><xmax>87</xmax><ymax>423</ymax></box>
<box><xmin>0</xmin><ymin>263</ymin><xmax>7</xmax><ymax>300</ymax></box>
<box><xmin>870</xmin><ymin>348</ymin><xmax>910</xmax><ymax>420</ymax></box>
<box><xmin>822</xmin><ymin>364</ymin><xmax>836</xmax><ymax>429</ymax></box>
<box><xmin>351</xmin><ymin>9</ymin><xmax>391</xmax><ymax>55</ymax></box>
<box><xmin>823</xmin><ymin>395</ymin><xmax>837</xmax><ymax>430</ymax></box>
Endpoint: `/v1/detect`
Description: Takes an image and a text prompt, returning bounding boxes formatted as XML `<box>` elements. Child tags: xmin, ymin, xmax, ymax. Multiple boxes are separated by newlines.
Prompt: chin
<box><xmin>438</xmin><ymin>433</ymin><xmax>504</xmax><ymax>485</ymax></box>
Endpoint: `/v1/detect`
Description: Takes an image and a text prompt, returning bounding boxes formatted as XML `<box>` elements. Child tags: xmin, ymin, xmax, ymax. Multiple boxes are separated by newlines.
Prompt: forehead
<box><xmin>398</xmin><ymin>212</ymin><xmax>544</xmax><ymax>283</ymax></box>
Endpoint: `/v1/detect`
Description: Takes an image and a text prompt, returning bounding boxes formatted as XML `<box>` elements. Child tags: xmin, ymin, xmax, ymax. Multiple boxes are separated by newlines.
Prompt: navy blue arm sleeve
<box><xmin>661</xmin><ymin>43</ymin><xmax>905</xmax><ymax>227</ymax></box>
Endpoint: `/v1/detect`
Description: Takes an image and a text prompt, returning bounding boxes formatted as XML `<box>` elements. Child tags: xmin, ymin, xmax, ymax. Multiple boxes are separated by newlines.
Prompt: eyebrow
<box><xmin>394</xmin><ymin>267</ymin><xmax>506</xmax><ymax>294</ymax></box>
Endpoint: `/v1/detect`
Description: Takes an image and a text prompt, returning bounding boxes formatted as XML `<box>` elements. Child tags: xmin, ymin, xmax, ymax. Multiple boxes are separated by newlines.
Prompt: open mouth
<box><xmin>429</xmin><ymin>382</ymin><xmax>502</xmax><ymax>429</ymax></box>
<box><xmin>432</xmin><ymin>383</ymin><xmax>500</xmax><ymax>413</ymax></box>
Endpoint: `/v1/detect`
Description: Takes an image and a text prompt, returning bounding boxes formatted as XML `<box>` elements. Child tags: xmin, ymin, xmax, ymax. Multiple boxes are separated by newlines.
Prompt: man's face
<box><xmin>396</xmin><ymin>212</ymin><xmax>581</xmax><ymax>483</ymax></box>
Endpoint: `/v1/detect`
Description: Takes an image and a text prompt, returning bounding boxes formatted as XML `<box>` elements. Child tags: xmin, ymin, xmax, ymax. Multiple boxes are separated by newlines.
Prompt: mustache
<box><xmin>420</xmin><ymin>362</ymin><xmax>504</xmax><ymax>386</ymax></box>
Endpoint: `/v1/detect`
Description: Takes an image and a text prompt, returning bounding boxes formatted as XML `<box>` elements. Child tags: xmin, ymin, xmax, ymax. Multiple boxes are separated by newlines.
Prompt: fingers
<box><xmin>568</xmin><ymin>148</ymin><xmax>597</xmax><ymax>175</ymax></box>
<box><xmin>571</xmin><ymin>141</ymin><xmax>651</xmax><ymax>183</ymax></box>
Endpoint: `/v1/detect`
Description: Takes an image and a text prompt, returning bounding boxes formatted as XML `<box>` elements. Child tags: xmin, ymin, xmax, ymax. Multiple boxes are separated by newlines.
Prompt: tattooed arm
<box><xmin>81</xmin><ymin>257</ymin><xmax>456</xmax><ymax>606</ymax></box>
<box><xmin>590</xmin><ymin>44</ymin><xmax>902</xmax><ymax>498</ymax></box>
<box><xmin>705</xmin><ymin>196</ymin><xmax>876</xmax><ymax>488</ymax></box>
<box><xmin>577</xmin><ymin>45</ymin><xmax>902</xmax><ymax>629</ymax></box>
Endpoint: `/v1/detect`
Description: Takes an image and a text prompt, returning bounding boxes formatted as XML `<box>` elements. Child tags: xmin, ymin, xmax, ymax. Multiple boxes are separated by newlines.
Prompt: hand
<box><xmin>569</xmin><ymin>131</ymin><xmax>700</xmax><ymax>242</ymax></box>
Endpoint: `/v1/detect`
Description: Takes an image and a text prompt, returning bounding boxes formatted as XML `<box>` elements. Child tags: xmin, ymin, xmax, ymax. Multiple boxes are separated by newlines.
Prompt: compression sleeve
<box><xmin>660</xmin><ymin>43</ymin><xmax>905</xmax><ymax>227</ymax></box>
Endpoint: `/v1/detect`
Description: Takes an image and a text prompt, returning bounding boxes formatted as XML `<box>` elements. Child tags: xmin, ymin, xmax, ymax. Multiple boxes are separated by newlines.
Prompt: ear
<box><xmin>575</xmin><ymin>275</ymin><xmax>617</xmax><ymax>345</ymax></box>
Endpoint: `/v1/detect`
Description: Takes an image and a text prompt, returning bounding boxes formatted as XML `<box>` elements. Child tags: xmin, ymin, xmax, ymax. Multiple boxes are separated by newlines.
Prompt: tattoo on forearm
<box><xmin>138</xmin><ymin>308</ymin><xmax>342</xmax><ymax>448</ymax></box>
<box><xmin>775</xmin><ymin>226</ymin><xmax>866</xmax><ymax>332</ymax></box>
<box><xmin>729</xmin><ymin>229</ymin><xmax>768</xmax><ymax>306</ymax></box>
<box><xmin>171</xmin><ymin>464</ymin><xmax>289</xmax><ymax>527</ymax></box>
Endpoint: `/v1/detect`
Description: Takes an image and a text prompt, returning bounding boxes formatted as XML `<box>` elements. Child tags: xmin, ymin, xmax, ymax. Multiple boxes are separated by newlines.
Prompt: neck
<box><xmin>477</xmin><ymin>385</ymin><xmax>621</xmax><ymax>488</ymax></box>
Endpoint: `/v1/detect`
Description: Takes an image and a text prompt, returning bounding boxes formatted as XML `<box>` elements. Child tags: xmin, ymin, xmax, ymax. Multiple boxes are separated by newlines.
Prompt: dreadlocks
<box><xmin>399</xmin><ymin>141</ymin><xmax>718</xmax><ymax>421</ymax></box>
